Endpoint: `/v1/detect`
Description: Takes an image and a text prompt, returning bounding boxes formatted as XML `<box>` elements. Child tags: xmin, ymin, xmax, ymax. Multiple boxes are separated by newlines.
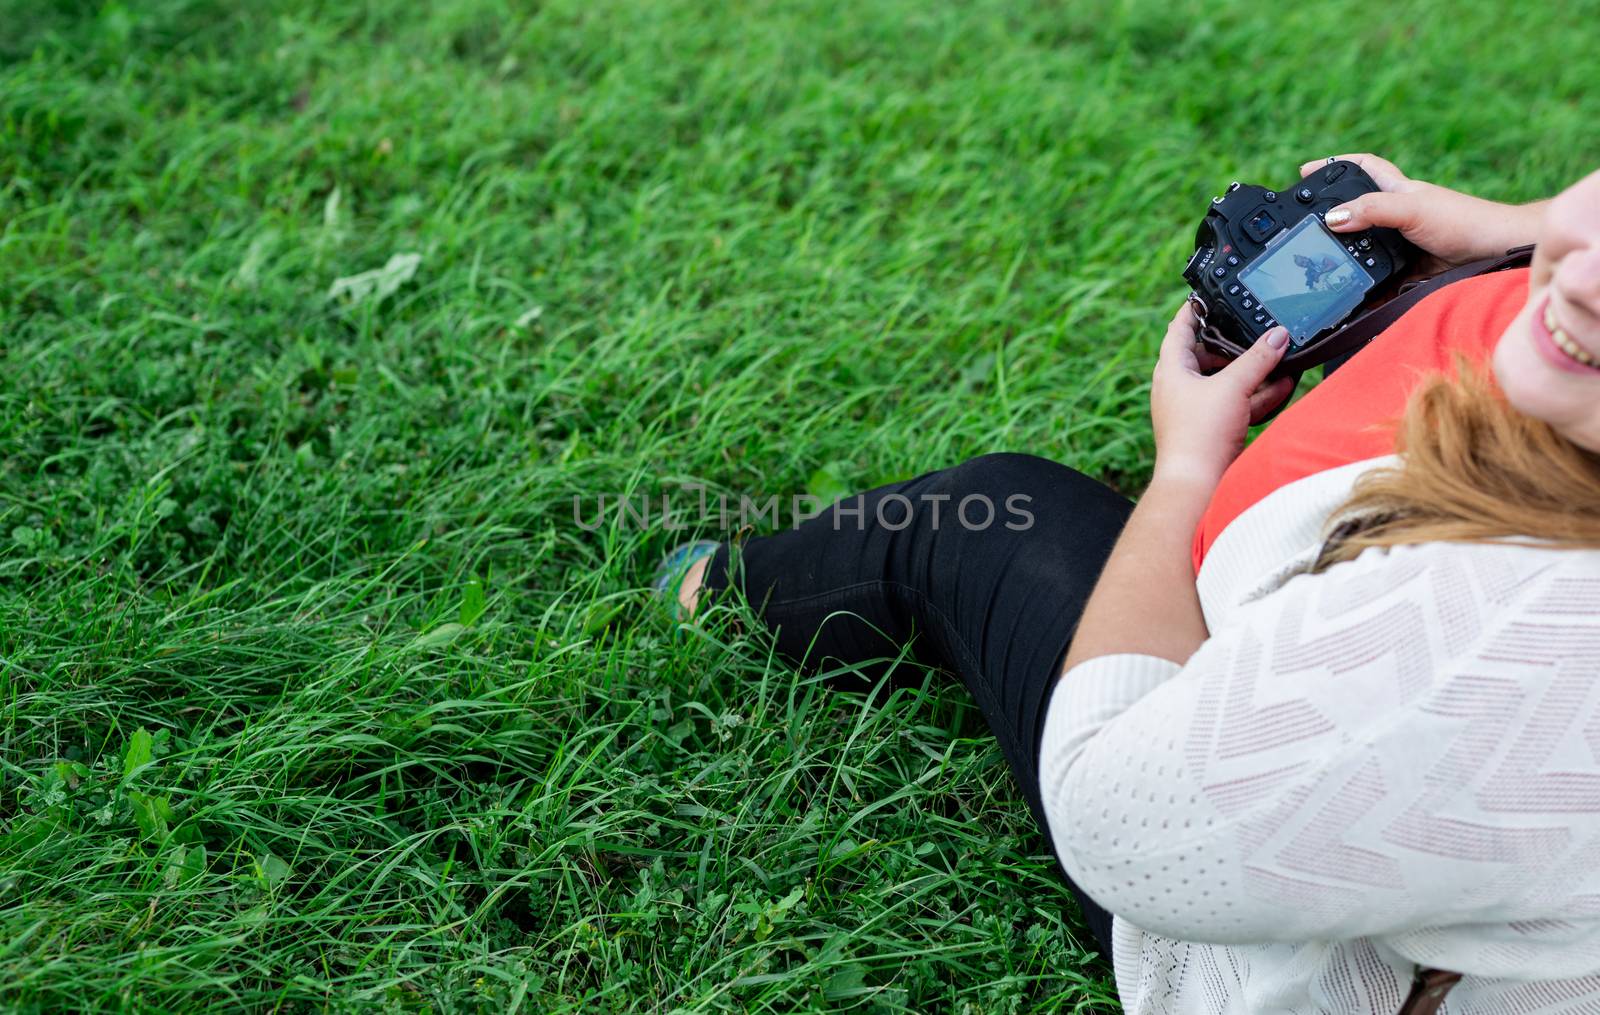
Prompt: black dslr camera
<box><xmin>1183</xmin><ymin>160</ymin><xmax>1420</xmax><ymax>373</ymax></box>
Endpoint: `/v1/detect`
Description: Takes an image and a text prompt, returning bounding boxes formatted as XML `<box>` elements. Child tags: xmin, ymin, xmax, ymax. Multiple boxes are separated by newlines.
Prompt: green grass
<box><xmin>2</xmin><ymin>0</ymin><xmax>1596</xmax><ymax>1010</ymax></box>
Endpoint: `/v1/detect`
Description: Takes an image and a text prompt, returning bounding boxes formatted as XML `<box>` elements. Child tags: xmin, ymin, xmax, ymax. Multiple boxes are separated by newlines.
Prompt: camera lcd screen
<box><xmin>1237</xmin><ymin>216</ymin><xmax>1374</xmax><ymax>345</ymax></box>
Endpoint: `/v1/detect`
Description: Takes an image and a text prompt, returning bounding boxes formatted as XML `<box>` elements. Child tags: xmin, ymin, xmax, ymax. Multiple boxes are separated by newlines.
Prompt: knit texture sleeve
<box><xmin>1039</xmin><ymin>541</ymin><xmax>1600</xmax><ymax>966</ymax></box>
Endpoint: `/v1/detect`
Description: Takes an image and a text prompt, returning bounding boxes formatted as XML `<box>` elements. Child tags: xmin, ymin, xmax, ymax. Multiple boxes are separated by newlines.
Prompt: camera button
<box><xmin>1226</xmin><ymin>283</ymin><xmax>1241</xmax><ymax>296</ymax></box>
<box><xmin>1212</xmin><ymin>266</ymin><xmax>1228</xmax><ymax>278</ymax></box>
<box><xmin>1323</xmin><ymin>162</ymin><xmax>1349</xmax><ymax>183</ymax></box>
<box><xmin>1295</xmin><ymin>186</ymin><xmax>1315</xmax><ymax>203</ymax></box>
<box><xmin>1358</xmin><ymin>236</ymin><xmax>1372</xmax><ymax>250</ymax></box>
<box><xmin>1225</xmin><ymin>254</ymin><xmax>1240</xmax><ymax>267</ymax></box>
<box><xmin>1253</xmin><ymin>311</ymin><xmax>1268</xmax><ymax>325</ymax></box>
<box><xmin>1364</xmin><ymin>256</ymin><xmax>1378</xmax><ymax>268</ymax></box>
<box><xmin>1242</xmin><ymin>298</ymin><xmax>1255</xmax><ymax>310</ymax></box>
<box><xmin>1264</xmin><ymin>191</ymin><xmax>1278</xmax><ymax>202</ymax></box>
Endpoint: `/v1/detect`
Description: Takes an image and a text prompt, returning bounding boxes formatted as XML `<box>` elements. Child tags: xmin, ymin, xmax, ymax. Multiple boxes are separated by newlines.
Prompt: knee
<box><xmin>903</xmin><ymin>454</ymin><xmax>1065</xmax><ymax>534</ymax></box>
<box><xmin>920</xmin><ymin>453</ymin><xmax>1128</xmax><ymax>533</ymax></box>
<box><xmin>932</xmin><ymin>453</ymin><xmax>1076</xmax><ymax>499</ymax></box>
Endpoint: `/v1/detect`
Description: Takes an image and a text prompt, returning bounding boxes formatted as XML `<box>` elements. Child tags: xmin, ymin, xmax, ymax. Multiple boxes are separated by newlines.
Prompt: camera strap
<box><xmin>1397</xmin><ymin>966</ymin><xmax>1464</xmax><ymax>1015</ymax></box>
<box><xmin>1308</xmin><ymin>244</ymin><xmax>1535</xmax><ymax>1015</ymax></box>
<box><xmin>1282</xmin><ymin>244</ymin><xmax>1536</xmax><ymax>375</ymax></box>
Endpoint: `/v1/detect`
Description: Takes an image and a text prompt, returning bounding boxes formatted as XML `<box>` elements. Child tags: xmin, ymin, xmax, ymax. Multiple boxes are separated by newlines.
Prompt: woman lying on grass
<box><xmin>657</xmin><ymin>154</ymin><xmax>1600</xmax><ymax>1013</ymax></box>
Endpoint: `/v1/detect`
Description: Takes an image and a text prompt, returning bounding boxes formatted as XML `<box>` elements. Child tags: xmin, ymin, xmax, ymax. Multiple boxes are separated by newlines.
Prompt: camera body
<box><xmin>1183</xmin><ymin>160</ymin><xmax>1419</xmax><ymax>369</ymax></box>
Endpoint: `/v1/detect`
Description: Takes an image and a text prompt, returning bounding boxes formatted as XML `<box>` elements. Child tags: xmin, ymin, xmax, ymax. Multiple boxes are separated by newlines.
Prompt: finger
<box><xmin>1248</xmin><ymin>376</ymin><xmax>1297</xmax><ymax>423</ymax></box>
<box><xmin>1298</xmin><ymin>153</ymin><xmax>1409</xmax><ymax>191</ymax></box>
<box><xmin>1323</xmin><ymin>189</ymin><xmax>1423</xmax><ymax>233</ymax></box>
<box><xmin>1218</xmin><ymin>326</ymin><xmax>1289</xmax><ymax>393</ymax></box>
<box><xmin>1160</xmin><ymin>303</ymin><xmax>1197</xmax><ymax>349</ymax></box>
<box><xmin>1157</xmin><ymin>303</ymin><xmax>1201</xmax><ymax>369</ymax></box>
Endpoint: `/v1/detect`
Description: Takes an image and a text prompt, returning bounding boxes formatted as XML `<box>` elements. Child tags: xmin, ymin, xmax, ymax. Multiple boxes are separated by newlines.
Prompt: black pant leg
<box><xmin>701</xmin><ymin>453</ymin><xmax>1132</xmax><ymax>954</ymax></box>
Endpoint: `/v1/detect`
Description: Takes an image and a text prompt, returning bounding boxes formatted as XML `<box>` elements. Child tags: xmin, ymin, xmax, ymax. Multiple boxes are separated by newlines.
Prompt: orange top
<box><xmin>1193</xmin><ymin>268</ymin><xmax>1532</xmax><ymax>572</ymax></box>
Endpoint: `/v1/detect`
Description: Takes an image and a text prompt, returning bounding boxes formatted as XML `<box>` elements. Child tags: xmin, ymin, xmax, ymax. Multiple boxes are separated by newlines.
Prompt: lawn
<box><xmin>2</xmin><ymin>0</ymin><xmax>1597</xmax><ymax>1010</ymax></box>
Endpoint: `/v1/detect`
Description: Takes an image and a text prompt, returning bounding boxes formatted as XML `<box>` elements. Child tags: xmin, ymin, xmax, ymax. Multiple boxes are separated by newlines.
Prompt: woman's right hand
<box><xmin>1301</xmin><ymin>153</ymin><xmax>1546</xmax><ymax>272</ymax></box>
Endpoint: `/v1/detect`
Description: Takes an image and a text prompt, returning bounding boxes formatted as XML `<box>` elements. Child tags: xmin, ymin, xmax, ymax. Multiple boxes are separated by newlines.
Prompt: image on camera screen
<box><xmin>1237</xmin><ymin>216</ymin><xmax>1374</xmax><ymax>345</ymax></box>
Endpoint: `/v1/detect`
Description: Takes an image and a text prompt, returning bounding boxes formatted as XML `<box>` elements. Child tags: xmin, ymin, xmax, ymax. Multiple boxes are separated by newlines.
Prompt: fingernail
<box><xmin>1324</xmin><ymin>207</ymin><xmax>1352</xmax><ymax>227</ymax></box>
<box><xmin>1267</xmin><ymin>327</ymin><xmax>1289</xmax><ymax>349</ymax></box>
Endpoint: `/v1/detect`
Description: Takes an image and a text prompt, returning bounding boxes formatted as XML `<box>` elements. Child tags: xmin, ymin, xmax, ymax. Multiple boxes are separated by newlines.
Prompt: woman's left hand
<box><xmin>1149</xmin><ymin>304</ymin><xmax>1294</xmax><ymax>490</ymax></box>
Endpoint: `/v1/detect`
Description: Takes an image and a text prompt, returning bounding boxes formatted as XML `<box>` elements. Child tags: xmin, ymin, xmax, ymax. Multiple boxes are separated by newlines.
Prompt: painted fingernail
<box><xmin>1267</xmin><ymin>327</ymin><xmax>1289</xmax><ymax>349</ymax></box>
<box><xmin>1324</xmin><ymin>207</ymin><xmax>1352</xmax><ymax>227</ymax></box>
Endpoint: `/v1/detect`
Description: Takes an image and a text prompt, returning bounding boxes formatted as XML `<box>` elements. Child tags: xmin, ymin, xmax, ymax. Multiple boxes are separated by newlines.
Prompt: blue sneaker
<box><xmin>651</xmin><ymin>540</ymin><xmax>721</xmax><ymax>622</ymax></box>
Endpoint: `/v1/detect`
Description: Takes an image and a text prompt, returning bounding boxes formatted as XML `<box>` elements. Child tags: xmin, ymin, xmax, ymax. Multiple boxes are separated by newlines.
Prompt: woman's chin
<box><xmin>1494</xmin><ymin>331</ymin><xmax>1600</xmax><ymax>451</ymax></box>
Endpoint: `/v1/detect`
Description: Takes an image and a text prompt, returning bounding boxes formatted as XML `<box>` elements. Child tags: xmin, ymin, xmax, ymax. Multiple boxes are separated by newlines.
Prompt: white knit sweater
<box><xmin>1040</xmin><ymin>457</ymin><xmax>1600</xmax><ymax>1013</ymax></box>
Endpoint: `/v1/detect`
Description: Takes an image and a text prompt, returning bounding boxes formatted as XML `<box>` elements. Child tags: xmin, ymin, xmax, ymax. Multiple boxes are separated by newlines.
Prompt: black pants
<box><xmin>702</xmin><ymin>453</ymin><xmax>1133</xmax><ymax>956</ymax></box>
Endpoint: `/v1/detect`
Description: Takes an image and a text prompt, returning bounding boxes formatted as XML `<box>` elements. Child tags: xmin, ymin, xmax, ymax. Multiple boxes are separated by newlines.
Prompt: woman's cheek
<box><xmin>1493</xmin><ymin>320</ymin><xmax>1600</xmax><ymax>450</ymax></box>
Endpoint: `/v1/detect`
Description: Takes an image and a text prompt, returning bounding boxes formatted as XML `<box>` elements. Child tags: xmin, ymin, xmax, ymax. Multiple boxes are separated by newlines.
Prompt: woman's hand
<box><xmin>1150</xmin><ymin>304</ymin><xmax>1293</xmax><ymax>491</ymax></box>
<box><xmin>1062</xmin><ymin>303</ymin><xmax>1281</xmax><ymax>673</ymax></box>
<box><xmin>1304</xmin><ymin>153</ymin><xmax>1546</xmax><ymax>272</ymax></box>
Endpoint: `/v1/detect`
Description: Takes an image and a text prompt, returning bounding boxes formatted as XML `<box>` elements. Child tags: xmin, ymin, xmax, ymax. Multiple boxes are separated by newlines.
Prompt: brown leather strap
<box><xmin>1272</xmin><ymin>252</ymin><xmax>1529</xmax><ymax>1014</ymax></box>
<box><xmin>1276</xmin><ymin>244</ymin><xmax>1535</xmax><ymax>376</ymax></box>
<box><xmin>1397</xmin><ymin>967</ymin><xmax>1463</xmax><ymax>1015</ymax></box>
<box><xmin>1201</xmin><ymin>245</ymin><xmax>1535</xmax><ymax>424</ymax></box>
